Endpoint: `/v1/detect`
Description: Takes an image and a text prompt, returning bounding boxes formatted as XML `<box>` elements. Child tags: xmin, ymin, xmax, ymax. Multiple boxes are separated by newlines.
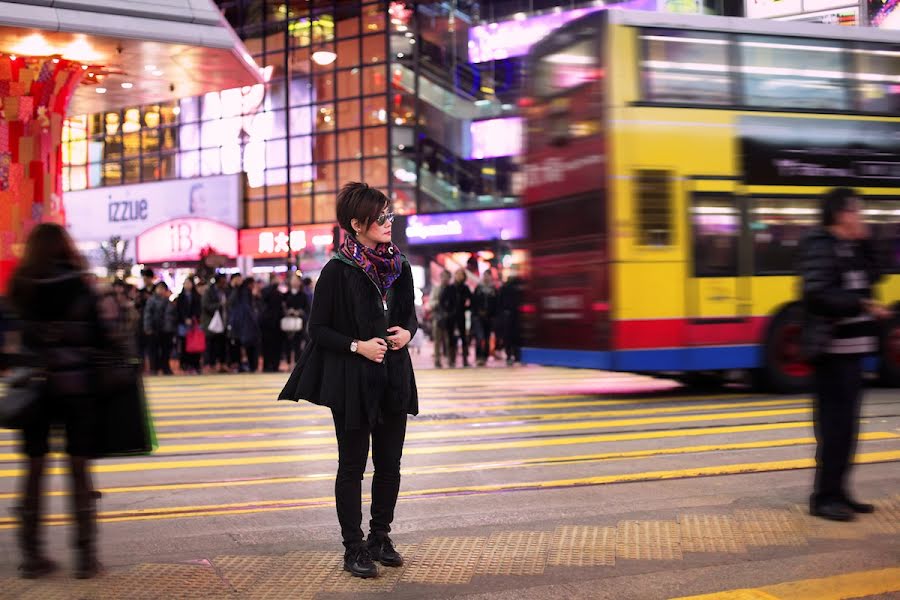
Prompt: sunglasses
<box><xmin>375</xmin><ymin>211</ymin><xmax>395</xmax><ymax>226</ymax></box>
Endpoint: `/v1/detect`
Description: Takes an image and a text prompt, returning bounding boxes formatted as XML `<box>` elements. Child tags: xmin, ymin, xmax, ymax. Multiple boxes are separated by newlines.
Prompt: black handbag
<box><xmin>0</xmin><ymin>367</ymin><xmax>45</xmax><ymax>429</ymax></box>
<box><xmin>94</xmin><ymin>351</ymin><xmax>156</xmax><ymax>456</ymax></box>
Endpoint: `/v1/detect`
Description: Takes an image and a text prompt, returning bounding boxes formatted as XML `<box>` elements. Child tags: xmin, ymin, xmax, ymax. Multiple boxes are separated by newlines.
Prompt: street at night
<box><xmin>1</xmin><ymin>366</ymin><xmax>897</xmax><ymax>599</ymax></box>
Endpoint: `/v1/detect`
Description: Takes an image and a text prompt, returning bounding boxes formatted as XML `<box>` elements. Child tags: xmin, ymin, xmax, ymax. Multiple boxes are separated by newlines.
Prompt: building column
<box><xmin>0</xmin><ymin>55</ymin><xmax>83</xmax><ymax>291</ymax></box>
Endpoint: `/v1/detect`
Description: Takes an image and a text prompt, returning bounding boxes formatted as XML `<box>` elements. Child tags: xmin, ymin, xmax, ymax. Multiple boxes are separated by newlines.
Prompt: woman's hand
<box><xmin>359</xmin><ymin>338</ymin><xmax>388</xmax><ymax>363</ymax></box>
<box><xmin>386</xmin><ymin>326</ymin><xmax>411</xmax><ymax>351</ymax></box>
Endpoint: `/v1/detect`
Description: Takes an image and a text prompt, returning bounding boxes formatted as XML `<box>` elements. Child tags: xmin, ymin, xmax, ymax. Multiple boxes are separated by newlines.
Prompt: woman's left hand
<box><xmin>386</xmin><ymin>326</ymin><xmax>411</xmax><ymax>351</ymax></box>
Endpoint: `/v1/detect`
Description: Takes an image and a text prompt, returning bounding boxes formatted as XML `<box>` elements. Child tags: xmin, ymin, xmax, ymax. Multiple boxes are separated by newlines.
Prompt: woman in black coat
<box><xmin>279</xmin><ymin>182</ymin><xmax>418</xmax><ymax>579</ymax></box>
<box><xmin>8</xmin><ymin>224</ymin><xmax>107</xmax><ymax>579</ymax></box>
<box><xmin>228</xmin><ymin>279</ymin><xmax>262</xmax><ymax>372</ymax></box>
<box><xmin>176</xmin><ymin>277</ymin><xmax>202</xmax><ymax>373</ymax></box>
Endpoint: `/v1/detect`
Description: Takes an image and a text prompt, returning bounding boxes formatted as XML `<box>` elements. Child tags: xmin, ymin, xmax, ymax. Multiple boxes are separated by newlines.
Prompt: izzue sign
<box><xmin>739</xmin><ymin>116</ymin><xmax>900</xmax><ymax>187</ymax></box>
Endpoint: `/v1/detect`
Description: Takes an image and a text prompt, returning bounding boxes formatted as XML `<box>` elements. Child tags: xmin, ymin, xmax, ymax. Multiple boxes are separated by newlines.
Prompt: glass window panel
<box><xmin>313</xmin><ymin>75</ymin><xmax>335</xmax><ymax>102</ymax></box>
<box><xmin>338</xmin><ymin>130</ymin><xmax>362</xmax><ymax>160</ymax></box>
<box><xmin>337</xmin><ymin>38</ymin><xmax>360</xmax><ymax>69</ymax></box>
<box><xmin>865</xmin><ymin>200</ymin><xmax>900</xmax><ymax>273</ymax></box>
<box><xmin>337</xmin><ymin>13</ymin><xmax>360</xmax><ymax>39</ymax></box>
<box><xmin>362</xmin><ymin>34</ymin><xmax>386</xmax><ymax>64</ymax></box>
<box><xmin>69</xmin><ymin>166</ymin><xmax>87</xmax><ymax>191</ymax></box>
<box><xmin>88</xmin><ymin>163</ymin><xmax>103</xmax><ymax>188</ymax></box>
<box><xmin>290</xmin><ymin>136</ymin><xmax>315</xmax><ymax>168</ymax></box>
<box><xmin>739</xmin><ymin>35</ymin><xmax>849</xmax><ymax>110</ymax></box>
<box><xmin>363</xmin><ymin>98</ymin><xmax>387</xmax><ymax>126</ymax></box>
<box><xmin>180</xmin><ymin>122</ymin><xmax>200</xmax><ymax>150</ymax></box>
<box><xmin>201</xmin><ymin>119</ymin><xmax>225</xmax><ymax>149</ymax></box>
<box><xmin>142</xmin><ymin>106</ymin><xmax>160</xmax><ymax>129</ymax></box>
<box><xmin>641</xmin><ymin>29</ymin><xmax>731</xmax><ymax>105</ymax></box>
<box><xmin>363</xmin><ymin>158</ymin><xmax>388</xmax><ymax>186</ymax></box>
<box><xmin>691</xmin><ymin>196</ymin><xmax>740</xmax><ymax>277</ymax></box>
<box><xmin>362</xmin><ymin>4</ymin><xmax>385</xmax><ymax>34</ymax></box>
<box><xmin>103</xmin><ymin>161</ymin><xmax>122</xmax><ymax>186</ymax></box>
<box><xmin>336</xmin><ymin>99</ymin><xmax>361</xmax><ymax>129</ymax></box>
<box><xmin>202</xmin><ymin>91</ymin><xmax>223</xmax><ymax>120</ymax></box>
<box><xmin>266</xmin><ymin>168</ymin><xmax>287</xmax><ymax>187</ymax></box>
<box><xmin>266</xmin><ymin>137</ymin><xmax>288</xmax><ymax>168</ymax></box>
<box><xmin>160</xmin><ymin>102</ymin><xmax>179</xmax><ymax>125</ymax></box>
<box><xmin>124</xmin><ymin>159</ymin><xmax>140</xmax><ymax>184</ymax></box>
<box><xmin>291</xmin><ymin>195</ymin><xmax>313</xmax><ymax>224</ymax></box>
<box><xmin>122</xmin><ymin>131</ymin><xmax>140</xmax><ymax>158</ymax></box>
<box><xmin>180</xmin><ymin>96</ymin><xmax>200</xmax><ymax>123</ymax></box>
<box><xmin>315</xmin><ymin>133</ymin><xmax>336</xmax><ymax>162</ymax></box>
<box><xmin>635</xmin><ymin>170</ymin><xmax>673</xmax><ymax>247</ymax></box>
<box><xmin>267</xmin><ymin>197</ymin><xmax>287</xmax><ymax>226</ymax></box>
<box><xmin>180</xmin><ymin>149</ymin><xmax>200</xmax><ymax>179</ymax></box>
<box><xmin>317</xmin><ymin>104</ymin><xmax>336</xmax><ymax>131</ymax></box>
<box><xmin>338</xmin><ymin>68</ymin><xmax>361</xmax><ymax>98</ymax></box>
<box><xmin>159</xmin><ymin>153</ymin><xmax>178</xmax><ymax>180</ymax></box>
<box><xmin>290</xmin><ymin>106</ymin><xmax>315</xmax><ymax>135</ymax></box>
<box><xmin>142</xmin><ymin>154</ymin><xmax>160</xmax><ymax>182</ymax></box>
<box><xmin>853</xmin><ymin>44</ymin><xmax>900</xmax><ymax>115</ymax></box>
<box><xmin>338</xmin><ymin>160</ymin><xmax>363</xmax><ymax>183</ymax></box>
<box><xmin>265</xmin><ymin>80</ymin><xmax>288</xmax><ymax>110</ymax></box>
<box><xmin>316</xmin><ymin>162</ymin><xmax>337</xmax><ymax>190</ymax></box>
<box><xmin>752</xmin><ymin>198</ymin><xmax>820</xmax><ymax>275</ymax></box>
<box><xmin>200</xmin><ymin>148</ymin><xmax>222</xmax><ymax>176</ymax></box>
<box><xmin>247</xmin><ymin>200</ymin><xmax>266</xmax><ymax>228</ymax></box>
<box><xmin>314</xmin><ymin>192</ymin><xmax>337</xmax><ymax>223</ymax></box>
<box><xmin>363</xmin><ymin>127</ymin><xmax>388</xmax><ymax>156</ymax></box>
<box><xmin>141</xmin><ymin>129</ymin><xmax>160</xmax><ymax>153</ymax></box>
<box><xmin>362</xmin><ymin>65</ymin><xmax>387</xmax><ymax>94</ymax></box>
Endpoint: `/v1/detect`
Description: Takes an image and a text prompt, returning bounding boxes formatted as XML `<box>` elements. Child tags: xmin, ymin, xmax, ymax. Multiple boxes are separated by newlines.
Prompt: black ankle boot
<box><xmin>343</xmin><ymin>545</ymin><xmax>378</xmax><ymax>579</ymax></box>
<box><xmin>16</xmin><ymin>506</ymin><xmax>58</xmax><ymax>579</ymax></box>
<box><xmin>367</xmin><ymin>534</ymin><xmax>403</xmax><ymax>567</ymax></box>
<box><xmin>73</xmin><ymin>505</ymin><xmax>102</xmax><ymax>579</ymax></box>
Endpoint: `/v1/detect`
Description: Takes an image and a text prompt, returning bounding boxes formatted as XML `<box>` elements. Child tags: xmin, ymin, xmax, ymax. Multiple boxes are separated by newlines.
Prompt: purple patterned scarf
<box><xmin>340</xmin><ymin>234</ymin><xmax>404</xmax><ymax>297</ymax></box>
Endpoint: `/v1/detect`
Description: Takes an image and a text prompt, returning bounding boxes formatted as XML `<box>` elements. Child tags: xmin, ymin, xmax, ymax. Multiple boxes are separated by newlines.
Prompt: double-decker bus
<box><xmin>520</xmin><ymin>9</ymin><xmax>900</xmax><ymax>392</ymax></box>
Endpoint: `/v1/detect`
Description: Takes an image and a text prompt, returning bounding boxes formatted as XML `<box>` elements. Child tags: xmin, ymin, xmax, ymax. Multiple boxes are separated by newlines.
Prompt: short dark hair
<box><xmin>230</xmin><ymin>273</ymin><xmax>242</xmax><ymax>282</ymax></box>
<box><xmin>154</xmin><ymin>282</ymin><xmax>169</xmax><ymax>293</ymax></box>
<box><xmin>141</xmin><ymin>268</ymin><xmax>155</xmax><ymax>278</ymax></box>
<box><xmin>336</xmin><ymin>182</ymin><xmax>389</xmax><ymax>235</ymax></box>
<box><xmin>822</xmin><ymin>187</ymin><xmax>860</xmax><ymax>227</ymax></box>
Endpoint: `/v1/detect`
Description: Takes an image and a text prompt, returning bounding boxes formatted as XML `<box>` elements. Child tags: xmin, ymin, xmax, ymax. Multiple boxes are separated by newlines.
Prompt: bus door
<box><xmin>685</xmin><ymin>184</ymin><xmax>754</xmax><ymax>347</ymax></box>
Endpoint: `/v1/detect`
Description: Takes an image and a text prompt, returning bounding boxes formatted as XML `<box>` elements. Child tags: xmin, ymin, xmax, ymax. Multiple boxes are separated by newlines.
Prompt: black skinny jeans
<box><xmin>332</xmin><ymin>410</ymin><xmax>407</xmax><ymax>550</ymax></box>
<box><xmin>812</xmin><ymin>354</ymin><xmax>863</xmax><ymax>506</ymax></box>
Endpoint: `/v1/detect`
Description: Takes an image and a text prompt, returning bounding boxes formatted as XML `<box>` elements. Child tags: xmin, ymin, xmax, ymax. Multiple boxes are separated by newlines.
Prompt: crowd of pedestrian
<box><xmin>428</xmin><ymin>267</ymin><xmax>524</xmax><ymax>368</ymax></box>
<box><xmin>122</xmin><ymin>269</ymin><xmax>315</xmax><ymax>376</ymax></box>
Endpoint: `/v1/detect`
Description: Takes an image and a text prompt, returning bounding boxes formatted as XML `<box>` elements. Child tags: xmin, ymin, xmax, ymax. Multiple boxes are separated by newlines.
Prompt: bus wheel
<box><xmin>880</xmin><ymin>309</ymin><xmax>900</xmax><ymax>388</ymax></box>
<box><xmin>761</xmin><ymin>303</ymin><xmax>812</xmax><ymax>394</ymax></box>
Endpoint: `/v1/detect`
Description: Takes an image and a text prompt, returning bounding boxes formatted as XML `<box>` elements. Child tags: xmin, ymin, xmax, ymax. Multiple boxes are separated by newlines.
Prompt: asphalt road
<box><xmin>0</xmin><ymin>366</ymin><xmax>897</xmax><ymax>599</ymax></box>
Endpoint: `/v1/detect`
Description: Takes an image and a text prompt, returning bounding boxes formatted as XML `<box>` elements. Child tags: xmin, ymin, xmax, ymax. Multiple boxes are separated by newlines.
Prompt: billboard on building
<box><xmin>405</xmin><ymin>208</ymin><xmax>526</xmax><ymax>246</ymax></box>
<box><xmin>869</xmin><ymin>0</ymin><xmax>900</xmax><ymax>28</ymax></box>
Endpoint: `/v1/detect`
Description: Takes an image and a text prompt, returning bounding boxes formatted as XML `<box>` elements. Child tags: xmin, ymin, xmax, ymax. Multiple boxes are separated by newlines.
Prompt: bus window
<box><xmin>751</xmin><ymin>198</ymin><xmax>819</xmax><ymax>275</ymax></box>
<box><xmin>690</xmin><ymin>196</ymin><xmax>739</xmax><ymax>277</ymax></box>
<box><xmin>852</xmin><ymin>44</ymin><xmax>900</xmax><ymax>115</ymax></box>
<box><xmin>533</xmin><ymin>37</ymin><xmax>599</xmax><ymax>99</ymax></box>
<box><xmin>640</xmin><ymin>29</ymin><xmax>732</xmax><ymax>105</ymax></box>
<box><xmin>635</xmin><ymin>170</ymin><xmax>673</xmax><ymax>247</ymax></box>
<box><xmin>865</xmin><ymin>200</ymin><xmax>900</xmax><ymax>273</ymax></box>
<box><xmin>738</xmin><ymin>35</ymin><xmax>850</xmax><ymax>111</ymax></box>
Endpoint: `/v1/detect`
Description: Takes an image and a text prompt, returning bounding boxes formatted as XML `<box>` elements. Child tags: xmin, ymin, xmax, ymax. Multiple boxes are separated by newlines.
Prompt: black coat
<box><xmin>798</xmin><ymin>229</ymin><xmax>882</xmax><ymax>360</ymax></box>
<box><xmin>176</xmin><ymin>289</ymin><xmax>202</xmax><ymax>325</ymax></box>
<box><xmin>260</xmin><ymin>284</ymin><xmax>285</xmax><ymax>329</ymax></box>
<box><xmin>278</xmin><ymin>255</ymin><xmax>419</xmax><ymax>430</ymax></box>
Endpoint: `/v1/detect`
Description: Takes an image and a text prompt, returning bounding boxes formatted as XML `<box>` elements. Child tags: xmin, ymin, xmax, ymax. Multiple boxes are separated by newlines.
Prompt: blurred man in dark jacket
<box><xmin>799</xmin><ymin>187</ymin><xmax>892</xmax><ymax>522</ymax></box>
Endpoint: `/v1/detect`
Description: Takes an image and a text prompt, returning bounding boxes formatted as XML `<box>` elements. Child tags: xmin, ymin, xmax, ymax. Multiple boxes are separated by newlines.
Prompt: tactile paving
<box><xmin>679</xmin><ymin>515</ymin><xmax>747</xmax><ymax>553</ymax></box>
<box><xmin>860</xmin><ymin>498</ymin><xmax>900</xmax><ymax>536</ymax></box>
<box><xmin>547</xmin><ymin>525</ymin><xmax>616</xmax><ymax>567</ymax></box>
<box><xmin>0</xmin><ymin>578</ymin><xmax>40</xmax><ymax>600</ymax></box>
<box><xmin>101</xmin><ymin>563</ymin><xmax>233</xmax><ymax>599</ymax></box>
<box><xmin>246</xmin><ymin>551</ymin><xmax>339</xmax><ymax>600</ymax></box>
<box><xmin>616</xmin><ymin>520</ymin><xmax>683</xmax><ymax>561</ymax></box>
<box><xmin>213</xmin><ymin>554</ymin><xmax>280</xmax><ymax>592</ymax></box>
<box><xmin>400</xmin><ymin>536</ymin><xmax>486</xmax><ymax>585</ymax></box>
<box><xmin>319</xmin><ymin>544</ymin><xmax>416</xmax><ymax>593</ymax></box>
<box><xmin>734</xmin><ymin>509</ymin><xmax>807</xmax><ymax>547</ymax></box>
<box><xmin>475</xmin><ymin>531</ymin><xmax>550</xmax><ymax>576</ymax></box>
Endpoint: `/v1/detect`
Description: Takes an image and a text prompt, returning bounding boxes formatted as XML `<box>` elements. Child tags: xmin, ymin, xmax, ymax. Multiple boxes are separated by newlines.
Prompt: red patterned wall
<box><xmin>0</xmin><ymin>55</ymin><xmax>83</xmax><ymax>292</ymax></box>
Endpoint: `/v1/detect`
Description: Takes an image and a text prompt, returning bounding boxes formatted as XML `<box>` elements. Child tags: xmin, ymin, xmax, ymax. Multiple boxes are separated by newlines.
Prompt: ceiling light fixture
<box><xmin>121</xmin><ymin>82</ymin><xmax>133</xmax><ymax>89</ymax></box>
<box><xmin>312</xmin><ymin>50</ymin><xmax>337</xmax><ymax>65</ymax></box>
<box><xmin>96</xmin><ymin>87</ymin><xmax>107</xmax><ymax>94</ymax></box>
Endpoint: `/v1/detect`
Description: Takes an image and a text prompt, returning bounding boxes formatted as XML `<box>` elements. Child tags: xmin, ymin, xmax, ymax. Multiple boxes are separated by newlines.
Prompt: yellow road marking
<box><xmin>0</xmin><ymin>420</ymin><xmax>826</xmax><ymax>478</ymax></box>
<box><xmin>0</xmin><ymin>406</ymin><xmax>816</xmax><ymax>459</ymax></box>
<box><xmin>671</xmin><ymin>567</ymin><xmax>900</xmax><ymax>600</ymax></box>
<box><xmin>1</xmin><ymin>433</ymin><xmax>892</xmax><ymax>500</ymax></box>
<box><xmin>1</xmin><ymin>450</ymin><xmax>897</xmax><ymax>529</ymax></box>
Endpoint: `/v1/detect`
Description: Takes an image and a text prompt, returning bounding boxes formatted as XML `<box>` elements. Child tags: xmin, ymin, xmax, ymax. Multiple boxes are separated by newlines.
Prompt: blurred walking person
<box><xmin>176</xmin><ymin>277</ymin><xmax>202</xmax><ymax>374</ymax></box>
<box><xmin>228</xmin><ymin>279</ymin><xmax>262</xmax><ymax>372</ymax></box>
<box><xmin>202</xmin><ymin>276</ymin><xmax>229</xmax><ymax>372</ymax></box>
<box><xmin>279</xmin><ymin>182</ymin><xmax>418</xmax><ymax>579</ymax></box>
<box><xmin>226</xmin><ymin>273</ymin><xmax>244</xmax><ymax>371</ymax></box>
<box><xmin>799</xmin><ymin>187</ymin><xmax>892</xmax><ymax>522</ymax></box>
<box><xmin>446</xmin><ymin>269</ymin><xmax>472</xmax><ymax>367</ymax></box>
<box><xmin>499</xmin><ymin>274</ymin><xmax>524</xmax><ymax>365</ymax></box>
<box><xmin>134</xmin><ymin>268</ymin><xmax>155</xmax><ymax>372</ymax></box>
<box><xmin>144</xmin><ymin>283</ymin><xmax>174</xmax><ymax>375</ymax></box>
<box><xmin>429</xmin><ymin>270</ymin><xmax>451</xmax><ymax>368</ymax></box>
<box><xmin>472</xmin><ymin>270</ymin><xmax>498</xmax><ymax>367</ymax></box>
<box><xmin>8</xmin><ymin>224</ymin><xmax>108</xmax><ymax>579</ymax></box>
<box><xmin>283</xmin><ymin>273</ymin><xmax>310</xmax><ymax>367</ymax></box>
<box><xmin>261</xmin><ymin>274</ymin><xmax>285</xmax><ymax>373</ymax></box>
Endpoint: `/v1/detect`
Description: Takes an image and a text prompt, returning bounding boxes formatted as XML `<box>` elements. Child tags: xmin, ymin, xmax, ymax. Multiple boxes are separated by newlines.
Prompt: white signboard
<box><xmin>63</xmin><ymin>174</ymin><xmax>241</xmax><ymax>243</ymax></box>
<box><xmin>136</xmin><ymin>218</ymin><xmax>239</xmax><ymax>263</ymax></box>
<box><xmin>745</xmin><ymin>0</ymin><xmax>804</xmax><ymax>18</ymax></box>
<box><xmin>802</xmin><ymin>0</ymin><xmax>856</xmax><ymax>10</ymax></box>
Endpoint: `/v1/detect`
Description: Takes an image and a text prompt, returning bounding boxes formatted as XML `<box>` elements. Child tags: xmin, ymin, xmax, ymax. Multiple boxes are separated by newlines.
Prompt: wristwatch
<box><xmin>350</xmin><ymin>339</ymin><xmax>359</xmax><ymax>353</ymax></box>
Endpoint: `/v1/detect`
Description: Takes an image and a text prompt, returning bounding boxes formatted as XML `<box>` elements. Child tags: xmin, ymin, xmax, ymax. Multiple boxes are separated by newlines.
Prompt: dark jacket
<box><xmin>443</xmin><ymin>281</ymin><xmax>471</xmax><ymax>325</ymax></box>
<box><xmin>201</xmin><ymin>284</ymin><xmax>227</xmax><ymax>331</ymax></box>
<box><xmin>278</xmin><ymin>254</ymin><xmax>419</xmax><ymax>430</ymax></box>
<box><xmin>143</xmin><ymin>294</ymin><xmax>168</xmax><ymax>335</ymax></box>
<box><xmin>284</xmin><ymin>288</ymin><xmax>310</xmax><ymax>318</ymax></box>
<box><xmin>798</xmin><ymin>229</ymin><xmax>883</xmax><ymax>360</ymax></box>
<box><xmin>176</xmin><ymin>289</ymin><xmax>202</xmax><ymax>328</ymax></box>
<box><xmin>260</xmin><ymin>284</ymin><xmax>285</xmax><ymax>330</ymax></box>
<box><xmin>472</xmin><ymin>283</ymin><xmax>498</xmax><ymax>322</ymax></box>
<box><xmin>9</xmin><ymin>264</ymin><xmax>110</xmax><ymax>399</ymax></box>
<box><xmin>228</xmin><ymin>286</ymin><xmax>262</xmax><ymax>347</ymax></box>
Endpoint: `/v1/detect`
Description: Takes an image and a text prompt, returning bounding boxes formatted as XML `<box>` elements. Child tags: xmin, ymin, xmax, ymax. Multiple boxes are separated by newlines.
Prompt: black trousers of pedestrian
<box><xmin>147</xmin><ymin>333</ymin><xmax>173</xmax><ymax>374</ymax></box>
<box><xmin>474</xmin><ymin>317</ymin><xmax>492</xmax><ymax>363</ymax></box>
<box><xmin>283</xmin><ymin>332</ymin><xmax>305</xmax><ymax>367</ymax></box>
<box><xmin>812</xmin><ymin>354</ymin><xmax>863</xmax><ymax>506</ymax></box>
<box><xmin>261</xmin><ymin>326</ymin><xmax>283</xmax><ymax>372</ymax></box>
<box><xmin>243</xmin><ymin>344</ymin><xmax>260</xmax><ymax>372</ymax></box>
<box><xmin>332</xmin><ymin>410</ymin><xmax>407</xmax><ymax>549</ymax></box>
<box><xmin>447</xmin><ymin>315</ymin><xmax>469</xmax><ymax>366</ymax></box>
<box><xmin>205</xmin><ymin>333</ymin><xmax>227</xmax><ymax>369</ymax></box>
